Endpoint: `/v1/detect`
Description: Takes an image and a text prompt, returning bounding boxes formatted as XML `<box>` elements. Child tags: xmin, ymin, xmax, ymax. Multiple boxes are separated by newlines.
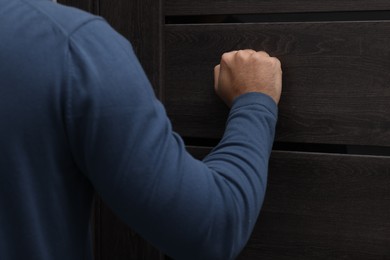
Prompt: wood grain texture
<box><xmin>165</xmin><ymin>22</ymin><xmax>390</xmax><ymax>146</ymax></box>
<box><xmin>98</xmin><ymin>0</ymin><xmax>163</xmax><ymax>93</ymax></box>
<box><xmin>165</xmin><ymin>0</ymin><xmax>390</xmax><ymax>16</ymax></box>
<box><xmin>187</xmin><ymin>147</ymin><xmax>390</xmax><ymax>259</ymax></box>
<box><xmin>241</xmin><ymin>151</ymin><xmax>390</xmax><ymax>259</ymax></box>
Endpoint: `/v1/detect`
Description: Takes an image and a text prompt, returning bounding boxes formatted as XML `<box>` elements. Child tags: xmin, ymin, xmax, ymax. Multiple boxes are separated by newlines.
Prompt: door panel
<box><xmin>188</xmin><ymin>147</ymin><xmax>390</xmax><ymax>259</ymax></box>
<box><xmin>165</xmin><ymin>22</ymin><xmax>390</xmax><ymax>146</ymax></box>
<box><xmin>58</xmin><ymin>0</ymin><xmax>390</xmax><ymax>259</ymax></box>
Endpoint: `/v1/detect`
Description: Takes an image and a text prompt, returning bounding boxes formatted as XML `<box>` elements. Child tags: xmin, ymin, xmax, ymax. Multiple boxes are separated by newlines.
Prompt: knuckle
<box><xmin>236</xmin><ymin>50</ymin><xmax>246</xmax><ymax>57</ymax></box>
<box><xmin>271</xmin><ymin>58</ymin><xmax>282</xmax><ymax>71</ymax></box>
<box><xmin>269</xmin><ymin>58</ymin><xmax>280</xmax><ymax>68</ymax></box>
<box><xmin>221</xmin><ymin>51</ymin><xmax>235</xmax><ymax>64</ymax></box>
<box><xmin>271</xmin><ymin>57</ymin><xmax>281</xmax><ymax>64</ymax></box>
<box><xmin>236</xmin><ymin>50</ymin><xmax>253</xmax><ymax>61</ymax></box>
<box><xmin>221</xmin><ymin>52</ymin><xmax>229</xmax><ymax>60</ymax></box>
<box><xmin>256</xmin><ymin>51</ymin><xmax>270</xmax><ymax>57</ymax></box>
<box><xmin>253</xmin><ymin>51</ymin><xmax>267</xmax><ymax>60</ymax></box>
<box><xmin>243</xmin><ymin>49</ymin><xmax>256</xmax><ymax>54</ymax></box>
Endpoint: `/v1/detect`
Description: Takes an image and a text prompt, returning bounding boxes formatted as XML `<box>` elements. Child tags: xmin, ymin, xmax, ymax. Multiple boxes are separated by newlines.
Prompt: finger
<box><xmin>221</xmin><ymin>51</ymin><xmax>236</xmax><ymax>63</ymax></box>
<box><xmin>256</xmin><ymin>51</ymin><xmax>271</xmax><ymax>58</ymax></box>
<box><xmin>235</xmin><ymin>49</ymin><xmax>257</xmax><ymax>61</ymax></box>
<box><xmin>270</xmin><ymin>57</ymin><xmax>282</xmax><ymax>72</ymax></box>
<box><xmin>214</xmin><ymin>64</ymin><xmax>220</xmax><ymax>90</ymax></box>
<box><xmin>241</xmin><ymin>49</ymin><xmax>257</xmax><ymax>54</ymax></box>
<box><xmin>270</xmin><ymin>57</ymin><xmax>282</xmax><ymax>67</ymax></box>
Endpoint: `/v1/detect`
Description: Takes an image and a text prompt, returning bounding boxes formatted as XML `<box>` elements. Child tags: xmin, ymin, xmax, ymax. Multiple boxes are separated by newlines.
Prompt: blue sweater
<box><xmin>0</xmin><ymin>0</ymin><xmax>278</xmax><ymax>259</ymax></box>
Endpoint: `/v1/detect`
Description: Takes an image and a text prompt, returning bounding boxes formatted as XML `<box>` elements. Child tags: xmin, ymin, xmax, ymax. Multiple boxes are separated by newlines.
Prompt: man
<box><xmin>0</xmin><ymin>0</ymin><xmax>282</xmax><ymax>259</ymax></box>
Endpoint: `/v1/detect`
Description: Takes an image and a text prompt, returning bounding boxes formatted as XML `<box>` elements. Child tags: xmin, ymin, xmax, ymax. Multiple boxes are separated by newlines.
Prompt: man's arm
<box><xmin>65</xmin><ymin>20</ymin><xmax>281</xmax><ymax>259</ymax></box>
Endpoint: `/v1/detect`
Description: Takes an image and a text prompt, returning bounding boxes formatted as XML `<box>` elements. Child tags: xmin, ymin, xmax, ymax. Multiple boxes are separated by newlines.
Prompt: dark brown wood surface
<box><xmin>242</xmin><ymin>151</ymin><xmax>390</xmax><ymax>259</ymax></box>
<box><xmin>165</xmin><ymin>22</ymin><xmax>390</xmax><ymax>146</ymax></box>
<box><xmin>56</xmin><ymin>1</ymin><xmax>390</xmax><ymax>259</ymax></box>
<box><xmin>188</xmin><ymin>147</ymin><xmax>390</xmax><ymax>259</ymax></box>
<box><xmin>165</xmin><ymin>0</ymin><xmax>390</xmax><ymax>15</ymax></box>
<box><xmin>93</xmin><ymin>199</ymin><xmax>165</xmax><ymax>260</ymax></box>
<box><xmin>58</xmin><ymin>0</ymin><xmax>96</xmax><ymax>13</ymax></box>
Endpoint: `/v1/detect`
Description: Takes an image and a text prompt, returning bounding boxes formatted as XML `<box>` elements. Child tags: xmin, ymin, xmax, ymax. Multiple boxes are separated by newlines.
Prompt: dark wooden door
<box><xmin>59</xmin><ymin>0</ymin><xmax>390</xmax><ymax>259</ymax></box>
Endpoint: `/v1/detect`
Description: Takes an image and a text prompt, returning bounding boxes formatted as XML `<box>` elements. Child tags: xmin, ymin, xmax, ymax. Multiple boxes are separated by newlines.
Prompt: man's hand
<box><xmin>214</xmin><ymin>50</ymin><xmax>282</xmax><ymax>107</ymax></box>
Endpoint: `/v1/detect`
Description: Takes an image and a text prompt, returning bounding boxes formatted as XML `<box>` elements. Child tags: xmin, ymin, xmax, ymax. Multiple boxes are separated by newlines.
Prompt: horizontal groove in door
<box><xmin>166</xmin><ymin>11</ymin><xmax>390</xmax><ymax>25</ymax></box>
<box><xmin>165</xmin><ymin>0</ymin><xmax>390</xmax><ymax>16</ymax></box>
<box><xmin>187</xmin><ymin>142</ymin><xmax>390</xmax><ymax>157</ymax></box>
<box><xmin>165</xmin><ymin>21</ymin><xmax>390</xmax><ymax>147</ymax></box>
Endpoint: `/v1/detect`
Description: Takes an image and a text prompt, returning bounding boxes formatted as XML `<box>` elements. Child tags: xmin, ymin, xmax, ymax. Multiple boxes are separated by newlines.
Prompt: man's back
<box><xmin>0</xmin><ymin>1</ymin><xmax>105</xmax><ymax>258</ymax></box>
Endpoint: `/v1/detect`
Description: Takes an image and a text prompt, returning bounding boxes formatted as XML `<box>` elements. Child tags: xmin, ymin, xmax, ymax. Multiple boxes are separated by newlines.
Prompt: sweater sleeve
<box><xmin>65</xmin><ymin>19</ymin><xmax>277</xmax><ymax>260</ymax></box>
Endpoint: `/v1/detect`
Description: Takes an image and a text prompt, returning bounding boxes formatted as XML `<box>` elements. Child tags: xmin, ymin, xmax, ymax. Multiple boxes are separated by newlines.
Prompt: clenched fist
<box><xmin>214</xmin><ymin>50</ymin><xmax>282</xmax><ymax>107</ymax></box>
